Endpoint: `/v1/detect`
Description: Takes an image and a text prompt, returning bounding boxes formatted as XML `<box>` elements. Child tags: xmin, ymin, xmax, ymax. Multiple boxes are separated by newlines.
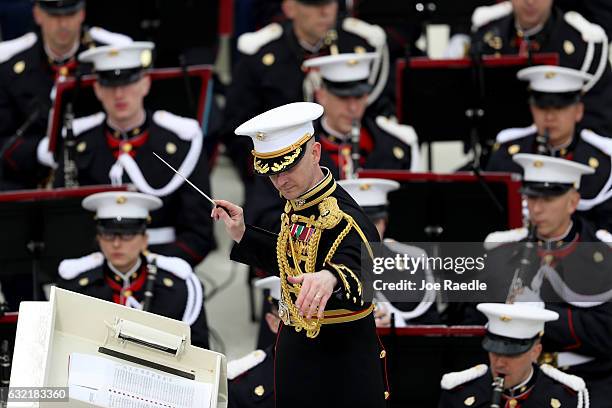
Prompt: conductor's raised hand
<box><xmin>211</xmin><ymin>199</ymin><xmax>246</xmax><ymax>243</ymax></box>
<box><xmin>288</xmin><ymin>270</ymin><xmax>338</xmax><ymax>319</ymax></box>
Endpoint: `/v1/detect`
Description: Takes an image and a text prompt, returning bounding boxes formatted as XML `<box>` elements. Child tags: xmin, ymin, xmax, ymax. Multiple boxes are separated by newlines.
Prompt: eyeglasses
<box><xmin>97</xmin><ymin>232</ymin><xmax>141</xmax><ymax>242</ymax></box>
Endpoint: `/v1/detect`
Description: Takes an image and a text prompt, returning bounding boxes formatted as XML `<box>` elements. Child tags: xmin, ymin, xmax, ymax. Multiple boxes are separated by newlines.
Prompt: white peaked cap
<box><xmin>303</xmin><ymin>52</ymin><xmax>378</xmax><ymax>83</ymax></box>
<box><xmin>255</xmin><ymin>276</ymin><xmax>281</xmax><ymax>302</ymax></box>
<box><xmin>235</xmin><ymin>102</ymin><xmax>323</xmax><ymax>156</ymax></box>
<box><xmin>477</xmin><ymin>303</ymin><xmax>559</xmax><ymax>340</ymax></box>
<box><xmin>514</xmin><ymin>153</ymin><xmax>594</xmax><ymax>189</ymax></box>
<box><xmin>517</xmin><ymin>65</ymin><xmax>592</xmax><ymax>93</ymax></box>
<box><xmin>82</xmin><ymin>191</ymin><xmax>162</xmax><ymax>220</ymax></box>
<box><xmin>338</xmin><ymin>178</ymin><xmax>400</xmax><ymax>207</ymax></box>
<box><xmin>79</xmin><ymin>41</ymin><xmax>154</xmax><ymax>72</ymax></box>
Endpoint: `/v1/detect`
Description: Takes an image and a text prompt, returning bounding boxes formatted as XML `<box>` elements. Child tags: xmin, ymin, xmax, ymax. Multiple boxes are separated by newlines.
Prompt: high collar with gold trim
<box><xmin>287</xmin><ymin>167</ymin><xmax>336</xmax><ymax>212</ymax></box>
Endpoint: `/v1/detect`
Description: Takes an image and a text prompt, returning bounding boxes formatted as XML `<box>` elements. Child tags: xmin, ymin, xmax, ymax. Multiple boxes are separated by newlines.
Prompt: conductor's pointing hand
<box><xmin>211</xmin><ymin>199</ymin><xmax>246</xmax><ymax>243</ymax></box>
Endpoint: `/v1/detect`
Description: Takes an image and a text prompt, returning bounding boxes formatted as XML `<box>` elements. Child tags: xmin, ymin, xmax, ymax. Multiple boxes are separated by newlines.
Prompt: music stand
<box><xmin>359</xmin><ymin>170</ymin><xmax>523</xmax><ymax>242</ymax></box>
<box><xmin>354</xmin><ymin>0</ymin><xmax>495</xmax><ymax>28</ymax></box>
<box><xmin>84</xmin><ymin>1</ymin><xmax>220</xmax><ymax>67</ymax></box>
<box><xmin>377</xmin><ymin>326</ymin><xmax>487</xmax><ymax>408</ymax></box>
<box><xmin>0</xmin><ymin>185</ymin><xmax>127</xmax><ymax>311</ymax></box>
<box><xmin>47</xmin><ymin>65</ymin><xmax>214</xmax><ymax>155</ymax></box>
<box><xmin>396</xmin><ymin>54</ymin><xmax>559</xmax><ymax>169</ymax></box>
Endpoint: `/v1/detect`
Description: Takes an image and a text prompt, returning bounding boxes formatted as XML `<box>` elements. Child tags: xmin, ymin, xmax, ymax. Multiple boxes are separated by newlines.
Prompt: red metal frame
<box><xmin>0</xmin><ymin>185</ymin><xmax>128</xmax><ymax>203</ymax></box>
<box><xmin>395</xmin><ymin>53</ymin><xmax>559</xmax><ymax>122</ymax></box>
<box><xmin>48</xmin><ymin>65</ymin><xmax>213</xmax><ymax>152</ymax></box>
<box><xmin>377</xmin><ymin>325</ymin><xmax>486</xmax><ymax>337</ymax></box>
<box><xmin>358</xmin><ymin>170</ymin><xmax>524</xmax><ymax>229</ymax></box>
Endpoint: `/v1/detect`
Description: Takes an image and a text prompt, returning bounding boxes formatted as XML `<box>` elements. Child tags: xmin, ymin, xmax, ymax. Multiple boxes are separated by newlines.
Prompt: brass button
<box><xmin>589</xmin><ymin>157</ymin><xmax>599</xmax><ymax>169</ymax></box>
<box><xmin>78</xmin><ymin>277</ymin><xmax>89</xmax><ymax>287</ymax></box>
<box><xmin>59</xmin><ymin>66</ymin><xmax>69</xmax><ymax>77</ymax></box>
<box><xmin>123</xmin><ymin>290</ymin><xmax>133</xmax><ymax>298</ymax></box>
<box><xmin>551</xmin><ymin>398</ymin><xmax>561</xmax><ymax>408</ymax></box>
<box><xmin>594</xmin><ymin>251</ymin><xmax>604</xmax><ymax>263</ymax></box>
<box><xmin>464</xmin><ymin>396</ymin><xmax>475</xmax><ymax>406</ymax></box>
<box><xmin>122</xmin><ymin>143</ymin><xmax>133</xmax><ymax>153</ymax></box>
<box><xmin>76</xmin><ymin>141</ymin><xmax>87</xmax><ymax>153</ymax></box>
<box><xmin>508</xmin><ymin>144</ymin><xmax>520</xmax><ymax>155</ymax></box>
<box><xmin>393</xmin><ymin>146</ymin><xmax>405</xmax><ymax>159</ymax></box>
<box><xmin>254</xmin><ymin>385</ymin><xmax>265</xmax><ymax>397</ymax></box>
<box><xmin>163</xmin><ymin>277</ymin><xmax>174</xmax><ymax>287</ymax></box>
<box><xmin>380</xmin><ymin>350</ymin><xmax>386</xmax><ymax>359</ymax></box>
<box><xmin>384</xmin><ymin>391</ymin><xmax>390</xmax><ymax>400</ymax></box>
<box><xmin>509</xmin><ymin>399</ymin><xmax>517</xmax><ymax>408</ymax></box>
<box><xmin>262</xmin><ymin>53</ymin><xmax>275</xmax><ymax>66</ymax></box>
<box><xmin>563</xmin><ymin>40</ymin><xmax>575</xmax><ymax>55</ymax></box>
<box><xmin>166</xmin><ymin>142</ymin><xmax>177</xmax><ymax>155</ymax></box>
<box><xmin>13</xmin><ymin>60</ymin><xmax>25</xmax><ymax>74</ymax></box>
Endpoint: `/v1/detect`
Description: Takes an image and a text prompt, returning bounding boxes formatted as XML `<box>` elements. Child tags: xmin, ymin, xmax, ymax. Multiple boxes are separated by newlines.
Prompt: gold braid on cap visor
<box><xmin>252</xmin><ymin>133</ymin><xmax>313</xmax><ymax>174</ymax></box>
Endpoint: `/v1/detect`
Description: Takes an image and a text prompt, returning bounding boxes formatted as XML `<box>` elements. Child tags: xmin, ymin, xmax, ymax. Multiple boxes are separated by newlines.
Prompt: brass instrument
<box><xmin>490</xmin><ymin>374</ymin><xmax>505</xmax><ymax>408</ymax></box>
<box><xmin>506</xmin><ymin>223</ymin><xmax>537</xmax><ymax>303</ymax></box>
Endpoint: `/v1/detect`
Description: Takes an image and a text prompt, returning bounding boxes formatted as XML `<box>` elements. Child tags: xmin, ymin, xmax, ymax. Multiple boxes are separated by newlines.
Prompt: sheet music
<box><xmin>68</xmin><ymin>353</ymin><xmax>212</xmax><ymax>408</ymax></box>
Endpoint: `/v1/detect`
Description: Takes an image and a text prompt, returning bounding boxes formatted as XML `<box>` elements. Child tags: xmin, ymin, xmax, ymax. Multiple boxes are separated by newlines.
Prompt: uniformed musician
<box><xmin>486</xmin><ymin>65</ymin><xmax>612</xmax><ymax>231</ymax></box>
<box><xmin>0</xmin><ymin>0</ymin><xmax>131</xmax><ymax>190</ymax></box>
<box><xmin>222</xmin><ymin>0</ymin><xmax>389</xmax><ymax>221</ymax></box>
<box><xmin>49</xmin><ymin>42</ymin><xmax>215</xmax><ymax>266</ymax></box>
<box><xmin>58</xmin><ymin>191</ymin><xmax>209</xmax><ymax>349</ymax></box>
<box><xmin>439</xmin><ymin>303</ymin><xmax>588</xmax><ymax>408</ymax></box>
<box><xmin>485</xmin><ymin>154</ymin><xmax>612</xmax><ymax>407</ymax></box>
<box><xmin>227</xmin><ymin>276</ymin><xmax>281</xmax><ymax>408</ymax></box>
<box><xmin>469</xmin><ymin>0</ymin><xmax>612</xmax><ymax>135</ymax></box>
<box><xmin>212</xmin><ymin>102</ymin><xmax>388</xmax><ymax>407</ymax></box>
<box><xmin>338</xmin><ymin>177</ymin><xmax>439</xmax><ymax>327</ymax></box>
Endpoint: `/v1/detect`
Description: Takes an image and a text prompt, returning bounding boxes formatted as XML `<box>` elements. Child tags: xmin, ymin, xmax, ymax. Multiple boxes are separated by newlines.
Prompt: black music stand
<box><xmin>360</xmin><ymin>170</ymin><xmax>523</xmax><ymax>242</ymax></box>
<box><xmin>378</xmin><ymin>326</ymin><xmax>487</xmax><ymax>408</ymax></box>
<box><xmin>0</xmin><ymin>186</ymin><xmax>127</xmax><ymax>311</ymax></box>
<box><xmin>84</xmin><ymin>1</ymin><xmax>219</xmax><ymax>67</ymax></box>
<box><xmin>396</xmin><ymin>54</ymin><xmax>559</xmax><ymax>169</ymax></box>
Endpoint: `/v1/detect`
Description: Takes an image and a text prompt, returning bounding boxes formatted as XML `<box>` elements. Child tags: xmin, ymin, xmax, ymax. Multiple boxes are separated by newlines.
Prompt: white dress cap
<box><xmin>303</xmin><ymin>52</ymin><xmax>378</xmax><ymax>83</ymax></box>
<box><xmin>517</xmin><ymin>65</ymin><xmax>592</xmax><ymax>93</ymax></box>
<box><xmin>78</xmin><ymin>42</ymin><xmax>155</xmax><ymax>72</ymax></box>
<box><xmin>254</xmin><ymin>276</ymin><xmax>281</xmax><ymax>302</ymax></box>
<box><xmin>514</xmin><ymin>153</ymin><xmax>594</xmax><ymax>188</ymax></box>
<box><xmin>338</xmin><ymin>178</ymin><xmax>400</xmax><ymax>207</ymax></box>
<box><xmin>477</xmin><ymin>303</ymin><xmax>559</xmax><ymax>340</ymax></box>
<box><xmin>235</xmin><ymin>102</ymin><xmax>324</xmax><ymax>156</ymax></box>
<box><xmin>82</xmin><ymin>191</ymin><xmax>162</xmax><ymax>220</ymax></box>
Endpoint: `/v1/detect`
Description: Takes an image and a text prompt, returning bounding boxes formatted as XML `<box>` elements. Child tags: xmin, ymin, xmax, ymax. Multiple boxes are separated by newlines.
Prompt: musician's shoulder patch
<box><xmin>441</xmin><ymin>364</ymin><xmax>488</xmax><ymax>390</ymax></box>
<box><xmin>58</xmin><ymin>252</ymin><xmax>104</xmax><ymax>280</ymax></box>
<box><xmin>484</xmin><ymin>228</ymin><xmax>528</xmax><ymax>250</ymax></box>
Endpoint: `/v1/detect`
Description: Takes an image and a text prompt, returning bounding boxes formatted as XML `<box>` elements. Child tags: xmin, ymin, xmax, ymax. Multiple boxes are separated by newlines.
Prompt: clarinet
<box><xmin>349</xmin><ymin>119</ymin><xmax>361</xmax><ymax>179</ymax></box>
<box><xmin>62</xmin><ymin>101</ymin><xmax>79</xmax><ymax>187</ymax></box>
<box><xmin>506</xmin><ymin>223</ymin><xmax>537</xmax><ymax>303</ymax></box>
<box><xmin>490</xmin><ymin>374</ymin><xmax>505</xmax><ymax>408</ymax></box>
<box><xmin>142</xmin><ymin>258</ymin><xmax>158</xmax><ymax>312</ymax></box>
<box><xmin>0</xmin><ymin>340</ymin><xmax>10</xmax><ymax>386</ymax></box>
<box><xmin>535</xmin><ymin>128</ymin><xmax>550</xmax><ymax>156</ymax></box>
